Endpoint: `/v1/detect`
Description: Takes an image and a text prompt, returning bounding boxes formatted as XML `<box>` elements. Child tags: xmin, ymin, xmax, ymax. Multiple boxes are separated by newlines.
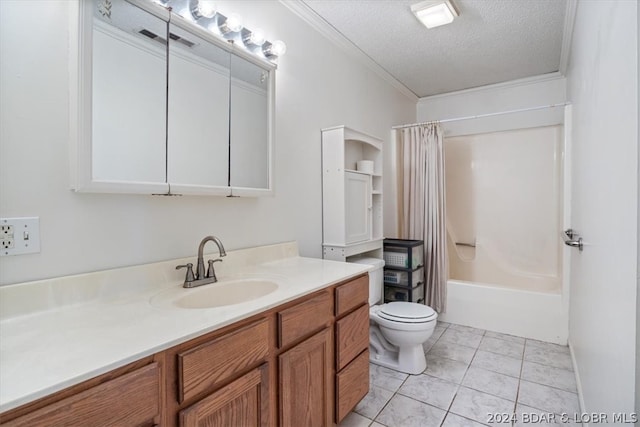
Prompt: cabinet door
<box><xmin>279</xmin><ymin>328</ymin><xmax>333</xmax><ymax>427</ymax></box>
<box><xmin>179</xmin><ymin>364</ymin><xmax>269</xmax><ymax>427</ymax></box>
<box><xmin>345</xmin><ymin>172</ymin><xmax>371</xmax><ymax>244</ymax></box>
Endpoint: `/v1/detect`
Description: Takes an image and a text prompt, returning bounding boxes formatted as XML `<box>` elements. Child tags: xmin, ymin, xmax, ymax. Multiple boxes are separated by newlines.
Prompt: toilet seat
<box><xmin>377</xmin><ymin>302</ymin><xmax>437</xmax><ymax>324</ymax></box>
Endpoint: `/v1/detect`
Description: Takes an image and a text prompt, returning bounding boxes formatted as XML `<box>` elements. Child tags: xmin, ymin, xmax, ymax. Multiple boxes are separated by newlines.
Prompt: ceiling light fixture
<box><xmin>411</xmin><ymin>0</ymin><xmax>459</xmax><ymax>29</ymax></box>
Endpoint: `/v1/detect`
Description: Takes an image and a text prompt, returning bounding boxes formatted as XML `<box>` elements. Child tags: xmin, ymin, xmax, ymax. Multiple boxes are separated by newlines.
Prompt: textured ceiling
<box><xmin>301</xmin><ymin>0</ymin><xmax>567</xmax><ymax>97</ymax></box>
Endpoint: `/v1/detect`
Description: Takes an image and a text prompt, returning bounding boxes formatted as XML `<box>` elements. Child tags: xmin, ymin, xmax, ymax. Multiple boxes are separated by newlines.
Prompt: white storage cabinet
<box><xmin>322</xmin><ymin>126</ymin><xmax>383</xmax><ymax>261</ymax></box>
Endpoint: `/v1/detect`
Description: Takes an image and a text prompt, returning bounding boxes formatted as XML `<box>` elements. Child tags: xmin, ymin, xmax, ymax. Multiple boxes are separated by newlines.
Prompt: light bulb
<box><xmin>247</xmin><ymin>28</ymin><xmax>266</xmax><ymax>46</ymax></box>
<box><xmin>270</xmin><ymin>40</ymin><xmax>287</xmax><ymax>56</ymax></box>
<box><xmin>224</xmin><ymin>13</ymin><xmax>243</xmax><ymax>33</ymax></box>
<box><xmin>179</xmin><ymin>7</ymin><xmax>195</xmax><ymax>20</ymax></box>
<box><xmin>196</xmin><ymin>0</ymin><xmax>217</xmax><ymax>18</ymax></box>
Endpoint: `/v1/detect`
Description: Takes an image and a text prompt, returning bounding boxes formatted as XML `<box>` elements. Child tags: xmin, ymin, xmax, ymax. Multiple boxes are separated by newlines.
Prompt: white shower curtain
<box><xmin>397</xmin><ymin>123</ymin><xmax>448</xmax><ymax>313</ymax></box>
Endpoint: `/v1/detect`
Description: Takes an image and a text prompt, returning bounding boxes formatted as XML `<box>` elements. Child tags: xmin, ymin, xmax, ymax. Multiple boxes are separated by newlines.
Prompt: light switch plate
<box><xmin>1</xmin><ymin>217</ymin><xmax>40</xmax><ymax>256</ymax></box>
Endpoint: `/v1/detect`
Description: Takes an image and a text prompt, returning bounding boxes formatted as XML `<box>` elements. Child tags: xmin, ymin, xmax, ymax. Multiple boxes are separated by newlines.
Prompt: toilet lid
<box><xmin>378</xmin><ymin>302</ymin><xmax>437</xmax><ymax>323</ymax></box>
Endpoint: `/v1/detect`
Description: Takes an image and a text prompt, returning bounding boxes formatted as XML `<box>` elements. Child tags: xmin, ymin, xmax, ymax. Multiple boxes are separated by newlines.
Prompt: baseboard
<box><xmin>568</xmin><ymin>339</ymin><xmax>588</xmax><ymax>427</ymax></box>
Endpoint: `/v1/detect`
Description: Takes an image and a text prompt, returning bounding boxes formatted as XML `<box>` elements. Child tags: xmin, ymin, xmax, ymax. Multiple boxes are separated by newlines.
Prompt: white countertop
<box><xmin>0</xmin><ymin>242</ymin><xmax>370</xmax><ymax>412</ymax></box>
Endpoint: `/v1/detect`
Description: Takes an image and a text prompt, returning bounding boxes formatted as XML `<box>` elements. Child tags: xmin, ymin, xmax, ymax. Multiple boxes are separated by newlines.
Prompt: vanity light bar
<box><xmin>159</xmin><ymin>0</ymin><xmax>286</xmax><ymax>61</ymax></box>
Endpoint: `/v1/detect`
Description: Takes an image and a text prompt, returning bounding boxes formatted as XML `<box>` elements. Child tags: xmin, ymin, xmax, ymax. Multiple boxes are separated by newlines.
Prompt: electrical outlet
<box><xmin>2</xmin><ymin>238</ymin><xmax>14</xmax><ymax>249</ymax></box>
<box><xmin>1</xmin><ymin>225</ymin><xmax>14</xmax><ymax>237</ymax></box>
<box><xmin>0</xmin><ymin>217</ymin><xmax>40</xmax><ymax>256</ymax></box>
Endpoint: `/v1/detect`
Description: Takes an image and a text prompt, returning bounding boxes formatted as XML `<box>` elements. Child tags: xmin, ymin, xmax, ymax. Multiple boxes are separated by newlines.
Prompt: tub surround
<box><xmin>0</xmin><ymin>242</ymin><xmax>370</xmax><ymax>413</ymax></box>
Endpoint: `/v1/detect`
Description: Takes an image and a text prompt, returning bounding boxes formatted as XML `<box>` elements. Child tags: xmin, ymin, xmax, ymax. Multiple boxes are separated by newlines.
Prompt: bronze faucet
<box><xmin>176</xmin><ymin>236</ymin><xmax>227</xmax><ymax>288</ymax></box>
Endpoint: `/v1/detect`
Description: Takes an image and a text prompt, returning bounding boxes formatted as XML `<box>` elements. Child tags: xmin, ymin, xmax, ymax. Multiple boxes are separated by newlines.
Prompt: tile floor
<box><xmin>340</xmin><ymin>321</ymin><xmax>581</xmax><ymax>427</ymax></box>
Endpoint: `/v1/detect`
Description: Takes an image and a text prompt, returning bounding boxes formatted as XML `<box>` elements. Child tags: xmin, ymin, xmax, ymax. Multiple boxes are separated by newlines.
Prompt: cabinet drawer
<box><xmin>278</xmin><ymin>291</ymin><xmax>332</xmax><ymax>348</ymax></box>
<box><xmin>335</xmin><ymin>275</ymin><xmax>368</xmax><ymax>317</ymax></box>
<box><xmin>178</xmin><ymin>318</ymin><xmax>269</xmax><ymax>403</ymax></box>
<box><xmin>335</xmin><ymin>304</ymin><xmax>369</xmax><ymax>370</ymax></box>
<box><xmin>335</xmin><ymin>350</ymin><xmax>369</xmax><ymax>424</ymax></box>
<box><xmin>2</xmin><ymin>363</ymin><xmax>160</xmax><ymax>427</ymax></box>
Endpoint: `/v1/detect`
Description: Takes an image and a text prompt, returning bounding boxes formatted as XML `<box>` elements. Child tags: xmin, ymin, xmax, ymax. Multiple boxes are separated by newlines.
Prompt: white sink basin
<box><xmin>151</xmin><ymin>278</ymin><xmax>279</xmax><ymax>309</ymax></box>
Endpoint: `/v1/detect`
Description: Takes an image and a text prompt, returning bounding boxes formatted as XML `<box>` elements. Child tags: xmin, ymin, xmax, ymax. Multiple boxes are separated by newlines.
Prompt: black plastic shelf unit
<box><xmin>383</xmin><ymin>238</ymin><xmax>425</xmax><ymax>304</ymax></box>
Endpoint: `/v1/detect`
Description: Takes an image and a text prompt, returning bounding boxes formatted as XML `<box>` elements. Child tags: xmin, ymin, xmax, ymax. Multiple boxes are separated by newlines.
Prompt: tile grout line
<box><xmin>520</xmin><ymin>340</ymin><xmax>579</xmax><ymax>395</ymax></box>
<box><xmin>440</xmin><ymin>328</ymin><xmax>487</xmax><ymax>426</ymax></box>
<box><xmin>416</xmin><ymin>321</ymin><xmax>456</xmax><ymax>427</ymax></box>
<box><xmin>440</xmin><ymin>343</ymin><xmax>478</xmax><ymax>426</ymax></box>
<box><xmin>370</xmin><ymin>369</ymin><xmax>412</xmax><ymax>425</ymax></box>
<box><xmin>511</xmin><ymin>339</ymin><xmax>527</xmax><ymax>426</ymax></box>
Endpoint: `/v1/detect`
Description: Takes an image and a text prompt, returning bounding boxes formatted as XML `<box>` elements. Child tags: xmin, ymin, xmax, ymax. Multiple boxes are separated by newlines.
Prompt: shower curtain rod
<box><xmin>392</xmin><ymin>102</ymin><xmax>571</xmax><ymax>130</ymax></box>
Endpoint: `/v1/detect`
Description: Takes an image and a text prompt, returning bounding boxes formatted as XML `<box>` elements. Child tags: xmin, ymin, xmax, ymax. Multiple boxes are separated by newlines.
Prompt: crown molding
<box><xmin>417</xmin><ymin>72</ymin><xmax>566</xmax><ymax>103</ymax></box>
<box><xmin>559</xmin><ymin>0</ymin><xmax>577</xmax><ymax>75</ymax></box>
<box><xmin>279</xmin><ymin>0</ymin><xmax>419</xmax><ymax>102</ymax></box>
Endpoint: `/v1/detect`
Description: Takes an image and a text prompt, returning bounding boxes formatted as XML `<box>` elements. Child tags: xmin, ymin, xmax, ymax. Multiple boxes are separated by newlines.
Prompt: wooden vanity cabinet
<box><xmin>0</xmin><ymin>274</ymin><xmax>370</xmax><ymax>427</ymax></box>
<box><xmin>334</xmin><ymin>275</ymin><xmax>370</xmax><ymax>423</ymax></box>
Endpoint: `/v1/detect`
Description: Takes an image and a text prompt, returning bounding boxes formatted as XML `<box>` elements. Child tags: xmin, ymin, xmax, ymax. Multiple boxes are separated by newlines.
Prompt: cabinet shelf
<box><xmin>384</xmin><ymin>283</ymin><xmax>424</xmax><ymax>303</ymax></box>
<box><xmin>383</xmin><ymin>239</ymin><xmax>424</xmax><ymax>270</ymax></box>
<box><xmin>344</xmin><ymin>168</ymin><xmax>371</xmax><ymax>175</ymax></box>
<box><xmin>383</xmin><ymin>265</ymin><xmax>424</xmax><ymax>272</ymax></box>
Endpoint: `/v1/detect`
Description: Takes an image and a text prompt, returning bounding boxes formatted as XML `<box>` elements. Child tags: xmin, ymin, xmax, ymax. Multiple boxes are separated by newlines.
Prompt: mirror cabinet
<box><xmin>70</xmin><ymin>0</ymin><xmax>275</xmax><ymax>196</ymax></box>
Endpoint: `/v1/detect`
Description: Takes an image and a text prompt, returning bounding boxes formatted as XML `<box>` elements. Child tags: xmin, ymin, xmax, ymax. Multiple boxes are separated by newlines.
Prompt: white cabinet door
<box><xmin>345</xmin><ymin>172</ymin><xmax>371</xmax><ymax>244</ymax></box>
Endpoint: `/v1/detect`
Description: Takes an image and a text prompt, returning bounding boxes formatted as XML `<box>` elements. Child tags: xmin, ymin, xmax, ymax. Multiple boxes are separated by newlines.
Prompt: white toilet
<box><xmin>350</xmin><ymin>257</ymin><xmax>438</xmax><ymax>375</ymax></box>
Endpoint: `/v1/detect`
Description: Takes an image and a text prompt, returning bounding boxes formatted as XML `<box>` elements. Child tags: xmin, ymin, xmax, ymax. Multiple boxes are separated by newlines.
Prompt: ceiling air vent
<box><xmin>169</xmin><ymin>32</ymin><xmax>196</xmax><ymax>48</ymax></box>
<box><xmin>137</xmin><ymin>28</ymin><xmax>168</xmax><ymax>45</ymax></box>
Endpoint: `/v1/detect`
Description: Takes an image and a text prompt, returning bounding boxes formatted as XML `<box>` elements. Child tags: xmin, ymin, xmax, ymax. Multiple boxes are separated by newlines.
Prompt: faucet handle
<box><xmin>176</xmin><ymin>263</ymin><xmax>195</xmax><ymax>284</ymax></box>
<box><xmin>206</xmin><ymin>258</ymin><xmax>223</xmax><ymax>279</ymax></box>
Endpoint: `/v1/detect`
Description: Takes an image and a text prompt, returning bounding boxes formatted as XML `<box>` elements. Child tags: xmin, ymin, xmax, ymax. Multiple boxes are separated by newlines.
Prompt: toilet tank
<box><xmin>348</xmin><ymin>257</ymin><xmax>385</xmax><ymax>305</ymax></box>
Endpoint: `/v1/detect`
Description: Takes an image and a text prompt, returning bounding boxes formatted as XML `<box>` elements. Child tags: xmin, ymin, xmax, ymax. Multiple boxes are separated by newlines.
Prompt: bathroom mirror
<box><xmin>167</xmin><ymin>22</ymin><xmax>230</xmax><ymax>193</ymax></box>
<box><xmin>81</xmin><ymin>0</ymin><xmax>169</xmax><ymax>193</ymax></box>
<box><xmin>71</xmin><ymin>0</ymin><xmax>276</xmax><ymax>196</ymax></box>
<box><xmin>229</xmin><ymin>53</ymin><xmax>273</xmax><ymax>191</ymax></box>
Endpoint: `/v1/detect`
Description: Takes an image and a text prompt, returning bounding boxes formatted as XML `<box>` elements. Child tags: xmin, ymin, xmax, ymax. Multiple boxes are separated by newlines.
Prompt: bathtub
<box><xmin>439</xmin><ymin>279</ymin><xmax>568</xmax><ymax>344</ymax></box>
<box><xmin>440</xmin><ymin>236</ymin><xmax>569</xmax><ymax>344</ymax></box>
